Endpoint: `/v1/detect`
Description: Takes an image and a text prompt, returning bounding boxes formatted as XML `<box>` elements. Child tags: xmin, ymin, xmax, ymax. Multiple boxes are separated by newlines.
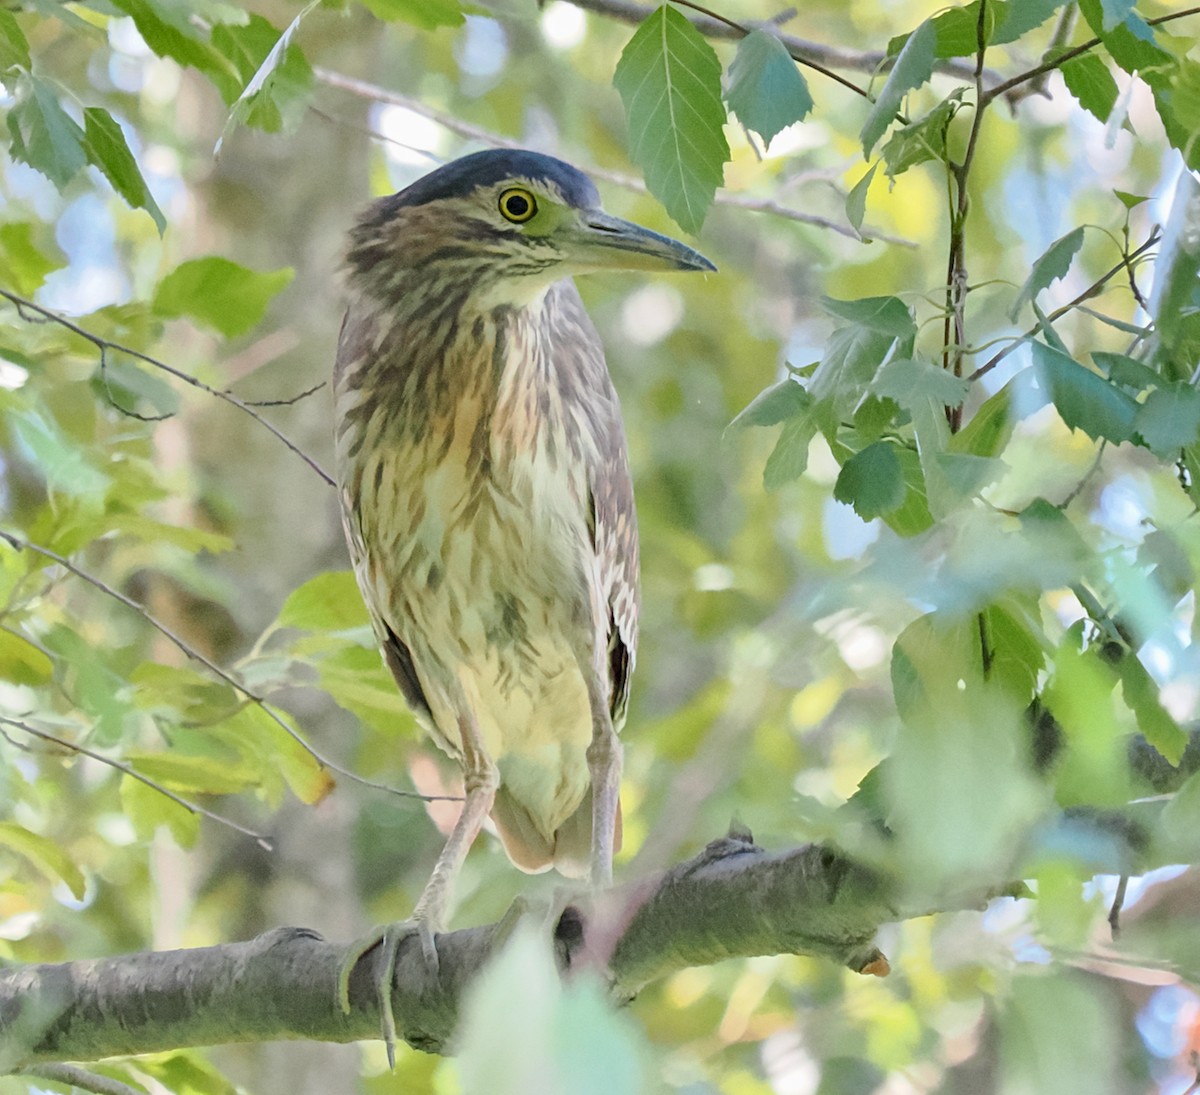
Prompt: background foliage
<box><xmin>2</xmin><ymin>0</ymin><xmax>1200</xmax><ymax>1091</ymax></box>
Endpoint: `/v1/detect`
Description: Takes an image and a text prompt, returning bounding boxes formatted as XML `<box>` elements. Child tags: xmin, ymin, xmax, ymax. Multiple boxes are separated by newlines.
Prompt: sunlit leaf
<box><xmin>1059</xmin><ymin>52</ymin><xmax>1119</xmax><ymax>123</ymax></box>
<box><xmin>120</xmin><ymin>774</ymin><xmax>200</xmax><ymax>847</ymax></box>
<box><xmin>109</xmin><ymin>0</ymin><xmax>228</xmax><ymax>75</ymax></box>
<box><xmin>277</xmin><ymin>570</ymin><xmax>371</xmax><ymax>632</ymax></box>
<box><xmin>214</xmin><ymin>1</ymin><xmax>315</xmax><ymax>154</ymax></box>
<box><xmin>0</xmin><ymin>627</ymin><xmax>53</xmax><ymax>684</ymax></box>
<box><xmin>127</xmin><ymin>752</ymin><xmax>259</xmax><ymax>795</ymax></box>
<box><xmin>724</xmin><ymin>29</ymin><xmax>812</xmax><ymax>145</ymax></box>
<box><xmin>1117</xmin><ymin>654</ymin><xmax>1187</xmax><ymax>764</ymax></box>
<box><xmin>862</xmin><ymin>19</ymin><xmax>936</xmax><ymax>157</ymax></box>
<box><xmin>0</xmin><ymin>222</ymin><xmax>64</xmax><ymax>295</ymax></box>
<box><xmin>949</xmin><ymin>382</ymin><xmax>1015</xmax><ymax>458</ymax></box>
<box><xmin>359</xmin><ymin>0</ymin><xmax>465</xmax><ymax>28</ymax></box>
<box><xmin>614</xmin><ymin>4</ymin><xmax>729</xmax><ymax>234</ymax></box>
<box><xmin>82</xmin><ymin>108</ymin><xmax>166</xmax><ymax>233</ymax></box>
<box><xmin>5</xmin><ymin>74</ymin><xmax>87</xmax><ymax>189</ymax></box>
<box><xmin>152</xmin><ymin>256</ymin><xmax>295</xmax><ymax>337</ymax></box>
<box><xmin>0</xmin><ymin>11</ymin><xmax>31</xmax><ymax>71</ymax></box>
<box><xmin>0</xmin><ymin>821</ymin><xmax>87</xmax><ymax>899</ymax></box>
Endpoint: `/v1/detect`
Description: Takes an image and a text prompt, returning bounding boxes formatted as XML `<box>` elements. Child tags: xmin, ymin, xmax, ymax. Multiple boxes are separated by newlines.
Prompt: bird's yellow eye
<box><xmin>498</xmin><ymin>188</ymin><xmax>537</xmax><ymax>223</ymax></box>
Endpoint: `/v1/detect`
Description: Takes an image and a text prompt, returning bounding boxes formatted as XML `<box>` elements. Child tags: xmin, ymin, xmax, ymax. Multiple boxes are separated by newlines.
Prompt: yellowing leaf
<box><xmin>0</xmin><ymin>821</ymin><xmax>87</xmax><ymax>899</ymax></box>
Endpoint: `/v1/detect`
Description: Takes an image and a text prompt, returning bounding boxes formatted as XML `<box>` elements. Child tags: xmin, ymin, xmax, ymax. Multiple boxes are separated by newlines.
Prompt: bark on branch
<box><xmin>0</xmin><ymin>832</ymin><xmax>993</xmax><ymax>1068</ymax></box>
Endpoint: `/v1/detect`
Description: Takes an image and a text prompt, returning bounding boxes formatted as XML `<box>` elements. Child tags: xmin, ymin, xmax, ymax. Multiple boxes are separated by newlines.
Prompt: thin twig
<box><xmin>236</xmin><ymin>380</ymin><xmax>327</xmax><ymax>407</ymax></box>
<box><xmin>0</xmin><ymin>531</ymin><xmax>461</xmax><ymax>805</ymax></box>
<box><xmin>0</xmin><ymin>288</ymin><xmax>334</xmax><ymax>487</ymax></box>
<box><xmin>967</xmin><ymin>228</ymin><xmax>1161</xmax><ymax>382</ymax></box>
<box><xmin>978</xmin><ymin>6</ymin><xmax>1200</xmax><ymax>109</ymax></box>
<box><xmin>313</xmin><ymin>70</ymin><xmax>916</xmax><ymax>245</ymax></box>
<box><xmin>1</xmin><ymin>715</ymin><xmax>274</xmax><ymax>849</ymax></box>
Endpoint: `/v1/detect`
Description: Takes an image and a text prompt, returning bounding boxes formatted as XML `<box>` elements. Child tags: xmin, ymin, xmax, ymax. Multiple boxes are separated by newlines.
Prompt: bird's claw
<box><xmin>337</xmin><ymin>918</ymin><xmax>440</xmax><ymax>1069</ymax></box>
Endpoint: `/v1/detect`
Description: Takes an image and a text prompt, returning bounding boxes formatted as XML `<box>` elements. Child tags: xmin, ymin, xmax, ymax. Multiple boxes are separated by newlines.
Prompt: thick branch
<box><xmin>0</xmin><ymin>836</ymin><xmax>938</xmax><ymax>1067</ymax></box>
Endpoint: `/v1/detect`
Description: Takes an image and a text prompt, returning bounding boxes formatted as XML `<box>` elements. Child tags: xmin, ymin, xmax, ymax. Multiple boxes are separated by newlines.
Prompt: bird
<box><xmin>330</xmin><ymin>148</ymin><xmax>714</xmax><ymax>1055</ymax></box>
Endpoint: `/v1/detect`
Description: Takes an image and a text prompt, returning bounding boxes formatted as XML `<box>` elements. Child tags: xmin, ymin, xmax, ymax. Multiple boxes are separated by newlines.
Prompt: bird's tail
<box><xmin>490</xmin><ymin>784</ymin><xmax>622</xmax><ymax>880</ymax></box>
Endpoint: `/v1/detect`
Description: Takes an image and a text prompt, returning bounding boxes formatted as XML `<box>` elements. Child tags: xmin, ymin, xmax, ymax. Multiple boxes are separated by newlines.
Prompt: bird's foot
<box><xmin>337</xmin><ymin>918</ymin><xmax>439</xmax><ymax>1069</ymax></box>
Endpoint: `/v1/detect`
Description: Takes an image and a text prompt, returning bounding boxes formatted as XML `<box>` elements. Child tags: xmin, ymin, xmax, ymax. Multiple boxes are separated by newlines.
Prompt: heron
<box><xmin>331</xmin><ymin>148</ymin><xmax>714</xmax><ymax>1056</ymax></box>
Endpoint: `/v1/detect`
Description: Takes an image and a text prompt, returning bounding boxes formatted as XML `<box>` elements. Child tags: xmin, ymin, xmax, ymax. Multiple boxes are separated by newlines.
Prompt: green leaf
<box><xmin>724</xmin><ymin>29</ymin><xmax>813</xmax><ymax>145</ymax></box>
<box><xmin>613</xmin><ymin>4</ymin><xmax>729</xmax><ymax>235</ymax></box>
<box><xmin>6</xmin><ymin>399</ymin><xmax>110</xmax><ymax>496</ymax></box>
<box><xmin>92</xmin><ymin>353</ymin><xmax>181</xmax><ymax>418</ymax></box>
<box><xmin>214</xmin><ymin>2</ymin><xmax>316</xmax><ymax>154</ymax></box>
<box><xmin>81</xmin><ymin>108</ymin><xmax>166</xmax><ymax>233</ymax></box>
<box><xmin>459</xmin><ymin>927</ymin><xmax>645</xmax><ymax>1095</ymax></box>
<box><xmin>725</xmin><ymin>377</ymin><xmax>810</xmax><ymax>432</ymax></box>
<box><xmin>359</xmin><ymin>0</ymin><xmax>465</xmax><ymax>28</ymax></box>
<box><xmin>127</xmin><ymin>752</ymin><xmax>259</xmax><ymax>795</ymax></box>
<box><xmin>1114</xmin><ymin>189</ymin><xmax>1148</xmax><ymax>209</ymax></box>
<box><xmin>1000</xmin><ymin>974</ymin><xmax>1118</xmax><ymax>1094</ymax></box>
<box><xmin>0</xmin><ymin>10</ymin><xmax>31</xmax><ymax>71</ymax></box>
<box><xmin>1059</xmin><ymin>52</ymin><xmax>1119</xmax><ymax>123</ymax></box>
<box><xmin>0</xmin><ymin>222</ymin><xmax>65</xmax><ymax>294</ymax></box>
<box><xmin>1032</xmin><ymin>341</ymin><xmax>1138</xmax><ymax>443</ymax></box>
<box><xmin>845</xmin><ymin>162</ymin><xmax>877</xmax><ymax>234</ymax></box>
<box><xmin>820</xmin><ymin>295</ymin><xmax>916</xmax><ymax>337</ymax></box>
<box><xmin>6</xmin><ymin>75</ymin><xmax>88</xmax><ymax>189</ymax></box>
<box><xmin>949</xmin><ymin>382</ymin><xmax>1014</xmax><ymax>458</ymax></box>
<box><xmin>763</xmin><ymin>415</ymin><xmax>817</xmax><ymax>490</ymax></box>
<box><xmin>0</xmin><ymin>627</ymin><xmax>53</xmax><ymax>684</ymax></box>
<box><xmin>277</xmin><ymin>570</ymin><xmax>371</xmax><ymax>632</ymax></box>
<box><xmin>884</xmin><ymin>447</ymin><xmax>935</xmax><ymax>536</ymax></box>
<box><xmin>881</xmin><ymin>95</ymin><xmax>960</xmax><ymax>178</ymax></box>
<box><xmin>152</xmin><ymin>256</ymin><xmax>294</xmax><ymax>337</ymax></box>
<box><xmin>1009</xmin><ymin>227</ymin><xmax>1085</xmax><ymax>320</ymax></box>
<box><xmin>1148</xmin><ymin>170</ymin><xmax>1200</xmax><ymax>377</ymax></box>
<box><xmin>871</xmin><ymin>356</ymin><xmax>970</xmax><ymax>410</ymax></box>
<box><xmin>834</xmin><ymin>441</ymin><xmax>905</xmax><ymax>519</ymax></box>
<box><xmin>1117</xmin><ymin>654</ymin><xmax>1187</xmax><ymax>764</ymax></box>
<box><xmin>862</xmin><ymin>19</ymin><xmax>936</xmax><ymax>157</ymax></box>
<box><xmin>109</xmin><ymin>0</ymin><xmax>229</xmax><ymax>76</ymax></box>
<box><xmin>120</xmin><ymin>774</ymin><xmax>200</xmax><ymax>847</ymax></box>
<box><xmin>1133</xmin><ymin>384</ymin><xmax>1200</xmax><ymax>457</ymax></box>
<box><xmin>0</xmin><ymin>821</ymin><xmax>87</xmax><ymax>899</ymax></box>
<box><xmin>1092</xmin><ymin>350</ymin><xmax>1158</xmax><ymax>391</ymax></box>
<box><xmin>207</xmin><ymin>706</ymin><xmax>335</xmax><ymax>806</ymax></box>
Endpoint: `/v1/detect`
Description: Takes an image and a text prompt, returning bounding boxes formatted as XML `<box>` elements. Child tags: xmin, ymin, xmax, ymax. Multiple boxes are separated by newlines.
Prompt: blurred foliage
<box><xmin>2</xmin><ymin>0</ymin><xmax>1200</xmax><ymax>1092</ymax></box>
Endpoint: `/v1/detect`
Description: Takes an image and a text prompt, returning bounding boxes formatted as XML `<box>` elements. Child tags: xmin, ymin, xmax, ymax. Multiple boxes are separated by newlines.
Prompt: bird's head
<box><xmin>346</xmin><ymin>149</ymin><xmax>715</xmax><ymax>308</ymax></box>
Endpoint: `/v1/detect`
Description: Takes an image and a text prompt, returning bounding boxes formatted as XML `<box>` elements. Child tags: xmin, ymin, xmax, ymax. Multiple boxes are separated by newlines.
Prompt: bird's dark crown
<box><xmin>382</xmin><ymin>149</ymin><xmax>601</xmax><ymax>214</ymax></box>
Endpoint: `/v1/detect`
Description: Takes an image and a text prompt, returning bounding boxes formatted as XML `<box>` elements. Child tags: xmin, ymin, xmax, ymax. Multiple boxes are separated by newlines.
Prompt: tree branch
<box><xmin>0</xmin><ymin>834</ymin><xmax>985</xmax><ymax>1067</ymax></box>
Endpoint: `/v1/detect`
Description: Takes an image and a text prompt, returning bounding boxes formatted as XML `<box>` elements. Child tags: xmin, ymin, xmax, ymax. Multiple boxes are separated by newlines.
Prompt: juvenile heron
<box><xmin>332</xmin><ymin>149</ymin><xmax>713</xmax><ymax>1048</ymax></box>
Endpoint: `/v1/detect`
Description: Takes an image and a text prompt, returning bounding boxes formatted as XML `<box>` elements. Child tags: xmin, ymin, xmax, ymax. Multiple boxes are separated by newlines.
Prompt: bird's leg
<box><xmin>337</xmin><ymin>709</ymin><xmax>497</xmax><ymax>1068</ymax></box>
<box><xmin>584</xmin><ymin>667</ymin><xmax>622</xmax><ymax>890</ymax></box>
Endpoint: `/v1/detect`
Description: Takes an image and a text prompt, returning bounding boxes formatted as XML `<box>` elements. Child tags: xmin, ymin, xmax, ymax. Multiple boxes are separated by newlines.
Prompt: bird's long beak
<box><xmin>572</xmin><ymin>210</ymin><xmax>716</xmax><ymax>273</ymax></box>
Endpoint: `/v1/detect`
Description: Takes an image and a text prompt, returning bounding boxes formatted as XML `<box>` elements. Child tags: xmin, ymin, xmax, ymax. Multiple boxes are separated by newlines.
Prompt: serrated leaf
<box><xmin>725</xmin><ymin>29</ymin><xmax>812</xmax><ymax>146</ymax></box>
<box><xmin>6</xmin><ymin>75</ymin><xmax>87</xmax><ymax>189</ymax></box>
<box><xmin>862</xmin><ymin>18</ymin><xmax>936</xmax><ymax>157</ymax></box>
<box><xmin>1032</xmin><ymin>341</ymin><xmax>1138</xmax><ymax>443</ymax></box>
<box><xmin>1149</xmin><ymin>170</ymin><xmax>1200</xmax><ymax>377</ymax></box>
<box><xmin>0</xmin><ymin>10</ymin><xmax>31</xmax><ymax>71</ymax></box>
<box><xmin>834</xmin><ymin>441</ymin><xmax>905</xmax><ymax>519</ymax></box>
<box><xmin>726</xmin><ymin>377</ymin><xmax>810</xmax><ymax>432</ymax></box>
<box><xmin>0</xmin><ymin>627</ymin><xmax>53</xmax><ymax>684</ymax></box>
<box><xmin>820</xmin><ymin>295</ymin><xmax>916</xmax><ymax>337</ymax></box>
<box><xmin>214</xmin><ymin>1</ymin><xmax>316</xmax><ymax>154</ymax></box>
<box><xmin>1099</xmin><ymin>0</ymin><xmax>1136</xmax><ymax>32</ymax></box>
<box><xmin>81</xmin><ymin>108</ymin><xmax>166</xmax><ymax>233</ymax></box>
<box><xmin>846</xmin><ymin>162</ymin><xmax>877</xmax><ymax>234</ymax></box>
<box><xmin>871</xmin><ymin>356</ymin><xmax>970</xmax><ymax>409</ymax></box>
<box><xmin>881</xmin><ymin>96</ymin><xmax>959</xmax><ymax>178</ymax></box>
<box><xmin>277</xmin><ymin>570</ymin><xmax>370</xmax><ymax>631</ymax></box>
<box><xmin>152</xmin><ymin>256</ymin><xmax>294</xmax><ymax>337</ymax></box>
<box><xmin>1133</xmin><ymin>384</ymin><xmax>1200</xmax><ymax>456</ymax></box>
<box><xmin>109</xmin><ymin>0</ymin><xmax>229</xmax><ymax>75</ymax></box>
<box><xmin>1060</xmin><ymin>52</ymin><xmax>1119</xmax><ymax>123</ymax></box>
<box><xmin>0</xmin><ymin>821</ymin><xmax>87</xmax><ymax>899</ymax></box>
<box><xmin>1091</xmin><ymin>350</ymin><xmax>1158</xmax><ymax>391</ymax></box>
<box><xmin>763</xmin><ymin>415</ymin><xmax>817</xmax><ymax>489</ymax></box>
<box><xmin>1009</xmin><ymin>227</ymin><xmax>1085</xmax><ymax>320</ymax></box>
<box><xmin>614</xmin><ymin>4</ymin><xmax>729</xmax><ymax>235</ymax></box>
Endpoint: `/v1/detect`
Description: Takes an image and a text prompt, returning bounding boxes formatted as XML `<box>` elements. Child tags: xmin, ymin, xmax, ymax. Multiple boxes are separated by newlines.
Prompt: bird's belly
<box><xmin>364</xmin><ymin>441</ymin><xmax>596</xmax><ymax>831</ymax></box>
